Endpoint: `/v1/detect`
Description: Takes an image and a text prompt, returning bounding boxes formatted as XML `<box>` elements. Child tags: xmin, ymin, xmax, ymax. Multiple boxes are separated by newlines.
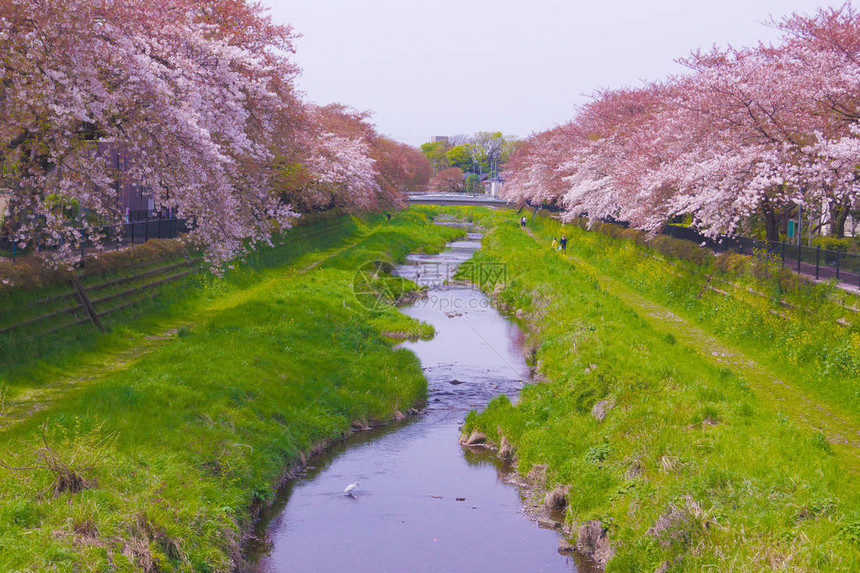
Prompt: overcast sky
<box><xmin>261</xmin><ymin>0</ymin><xmax>845</xmax><ymax>146</ymax></box>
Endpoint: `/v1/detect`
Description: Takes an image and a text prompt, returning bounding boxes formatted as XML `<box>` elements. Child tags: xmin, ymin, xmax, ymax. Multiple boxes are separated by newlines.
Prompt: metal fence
<box><xmin>0</xmin><ymin>217</ymin><xmax>191</xmax><ymax>259</ymax></box>
<box><xmin>661</xmin><ymin>224</ymin><xmax>860</xmax><ymax>289</ymax></box>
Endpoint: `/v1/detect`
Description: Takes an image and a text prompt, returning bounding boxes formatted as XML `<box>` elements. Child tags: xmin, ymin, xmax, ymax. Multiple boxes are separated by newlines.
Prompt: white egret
<box><xmin>344</xmin><ymin>481</ymin><xmax>359</xmax><ymax>496</ymax></box>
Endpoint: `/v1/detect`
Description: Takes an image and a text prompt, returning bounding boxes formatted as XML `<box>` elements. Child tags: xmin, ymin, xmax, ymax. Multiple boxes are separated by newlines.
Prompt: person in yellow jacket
<box><xmin>551</xmin><ymin>237</ymin><xmax>558</xmax><ymax>251</ymax></box>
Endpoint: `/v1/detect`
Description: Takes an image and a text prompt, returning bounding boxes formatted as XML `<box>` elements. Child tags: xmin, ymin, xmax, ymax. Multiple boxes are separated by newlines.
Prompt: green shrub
<box><xmin>812</xmin><ymin>236</ymin><xmax>859</xmax><ymax>254</ymax></box>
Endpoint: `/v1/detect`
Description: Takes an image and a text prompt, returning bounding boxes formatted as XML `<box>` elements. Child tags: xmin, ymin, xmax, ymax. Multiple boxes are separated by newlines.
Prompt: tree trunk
<box><xmin>829</xmin><ymin>196</ymin><xmax>850</xmax><ymax>238</ymax></box>
<box><xmin>762</xmin><ymin>200</ymin><xmax>779</xmax><ymax>241</ymax></box>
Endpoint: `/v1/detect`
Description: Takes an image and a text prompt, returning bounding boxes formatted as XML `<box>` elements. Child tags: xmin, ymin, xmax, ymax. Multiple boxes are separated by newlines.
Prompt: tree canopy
<box><xmin>0</xmin><ymin>0</ymin><xmax>430</xmax><ymax>267</ymax></box>
<box><xmin>421</xmin><ymin>132</ymin><xmax>520</xmax><ymax>180</ymax></box>
<box><xmin>501</xmin><ymin>3</ymin><xmax>860</xmax><ymax>241</ymax></box>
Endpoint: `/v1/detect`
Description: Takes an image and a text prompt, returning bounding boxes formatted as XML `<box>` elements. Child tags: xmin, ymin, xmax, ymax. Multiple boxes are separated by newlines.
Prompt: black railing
<box><xmin>0</xmin><ymin>217</ymin><xmax>191</xmax><ymax>259</ymax></box>
<box><xmin>661</xmin><ymin>224</ymin><xmax>860</xmax><ymax>289</ymax></box>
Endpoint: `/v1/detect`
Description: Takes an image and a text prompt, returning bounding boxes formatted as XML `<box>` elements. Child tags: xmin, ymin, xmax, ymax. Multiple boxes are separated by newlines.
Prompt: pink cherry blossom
<box><xmin>0</xmin><ymin>0</ymin><xmax>409</xmax><ymax>269</ymax></box>
<box><xmin>501</xmin><ymin>3</ymin><xmax>860</xmax><ymax>241</ymax></box>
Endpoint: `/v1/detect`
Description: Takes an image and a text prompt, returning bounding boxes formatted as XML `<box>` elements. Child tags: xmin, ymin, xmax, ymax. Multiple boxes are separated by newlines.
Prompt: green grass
<box><xmin>0</xmin><ymin>208</ymin><xmax>463</xmax><ymax>571</ymax></box>
<box><xmin>0</xmin><ymin>214</ymin><xmax>362</xmax><ymax>390</ymax></box>
<box><xmin>450</xmin><ymin>208</ymin><xmax>860</xmax><ymax>571</ymax></box>
<box><xmin>529</xmin><ymin>214</ymin><xmax>860</xmax><ymax>423</ymax></box>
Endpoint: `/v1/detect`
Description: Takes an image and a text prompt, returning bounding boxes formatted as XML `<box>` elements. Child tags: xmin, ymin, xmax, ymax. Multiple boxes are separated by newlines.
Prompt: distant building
<box><xmin>430</xmin><ymin>136</ymin><xmax>449</xmax><ymax>144</ymax></box>
<box><xmin>0</xmin><ymin>144</ymin><xmax>159</xmax><ymax>242</ymax></box>
<box><xmin>484</xmin><ymin>175</ymin><xmax>505</xmax><ymax>198</ymax></box>
<box><xmin>97</xmin><ymin>141</ymin><xmax>154</xmax><ymax>221</ymax></box>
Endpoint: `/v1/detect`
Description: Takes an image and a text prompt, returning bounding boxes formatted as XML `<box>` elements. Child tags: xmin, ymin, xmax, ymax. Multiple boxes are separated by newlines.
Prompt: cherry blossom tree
<box><xmin>297</xmin><ymin>104</ymin><xmax>430</xmax><ymax>210</ymax></box>
<box><xmin>652</xmin><ymin>49</ymin><xmax>803</xmax><ymax>240</ymax></box>
<box><xmin>0</xmin><ymin>0</ymin><xmax>409</xmax><ymax>269</ymax></box>
<box><xmin>660</xmin><ymin>6</ymin><xmax>860</xmax><ymax>242</ymax></box>
<box><xmin>0</xmin><ymin>0</ymin><xmax>307</xmax><ymax>265</ymax></box>
<box><xmin>502</xmin><ymin>2</ymin><xmax>860</xmax><ymax>243</ymax></box>
<box><xmin>502</xmin><ymin>123</ymin><xmax>579</xmax><ymax>207</ymax></box>
<box><xmin>561</xmin><ymin>86</ymin><xmax>676</xmax><ymax>230</ymax></box>
<box><xmin>775</xmin><ymin>4</ymin><xmax>860</xmax><ymax>238</ymax></box>
<box><xmin>429</xmin><ymin>167</ymin><xmax>465</xmax><ymax>193</ymax></box>
<box><xmin>371</xmin><ymin>137</ymin><xmax>432</xmax><ymax>195</ymax></box>
<box><xmin>273</xmin><ymin>104</ymin><xmax>394</xmax><ymax>213</ymax></box>
<box><xmin>301</xmin><ymin>130</ymin><xmax>380</xmax><ymax>213</ymax></box>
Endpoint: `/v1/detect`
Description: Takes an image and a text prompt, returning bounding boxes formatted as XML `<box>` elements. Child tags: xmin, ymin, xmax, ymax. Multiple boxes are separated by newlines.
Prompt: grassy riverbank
<box><xmin>532</xmin><ymin>215</ymin><xmax>860</xmax><ymax>422</ymax></box>
<box><xmin>0</xmin><ymin>213</ymin><xmax>361</xmax><ymax>388</ymax></box>
<box><xmin>453</xmin><ymin>208</ymin><xmax>860</xmax><ymax>571</ymax></box>
<box><xmin>0</xmin><ymin>209</ymin><xmax>462</xmax><ymax>571</ymax></box>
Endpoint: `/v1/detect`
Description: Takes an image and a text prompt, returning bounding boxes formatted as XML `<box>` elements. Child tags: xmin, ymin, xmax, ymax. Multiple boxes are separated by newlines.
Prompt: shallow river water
<box><xmin>247</xmin><ymin>230</ymin><xmax>597</xmax><ymax>573</ymax></box>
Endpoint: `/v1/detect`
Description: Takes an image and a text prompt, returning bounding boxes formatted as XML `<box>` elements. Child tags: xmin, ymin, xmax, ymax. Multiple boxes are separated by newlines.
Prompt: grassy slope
<box><xmin>531</xmin><ymin>215</ymin><xmax>860</xmax><ymax>423</ymax></box>
<box><xmin>0</xmin><ymin>215</ymin><xmax>365</xmax><ymax>435</ymax></box>
<box><xmin>0</xmin><ymin>214</ymin><xmax>360</xmax><ymax>388</ymax></box>
<box><xmin>0</xmin><ymin>209</ymin><xmax>462</xmax><ymax>571</ymax></box>
<box><xmin>523</xmin><ymin>215</ymin><xmax>860</xmax><ymax>474</ymax></box>
<box><xmin>456</xmin><ymin>209</ymin><xmax>860</xmax><ymax>572</ymax></box>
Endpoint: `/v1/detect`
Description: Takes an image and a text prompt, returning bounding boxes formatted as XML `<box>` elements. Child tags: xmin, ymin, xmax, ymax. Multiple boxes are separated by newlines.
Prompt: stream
<box><xmin>247</xmin><ymin>226</ymin><xmax>598</xmax><ymax>572</ymax></box>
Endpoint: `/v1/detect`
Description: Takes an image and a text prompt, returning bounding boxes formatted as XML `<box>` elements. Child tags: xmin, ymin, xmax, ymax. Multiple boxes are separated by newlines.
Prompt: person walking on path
<box><xmin>520</xmin><ymin>216</ymin><xmax>527</xmax><ymax>228</ymax></box>
<box><xmin>559</xmin><ymin>234</ymin><xmax>567</xmax><ymax>252</ymax></box>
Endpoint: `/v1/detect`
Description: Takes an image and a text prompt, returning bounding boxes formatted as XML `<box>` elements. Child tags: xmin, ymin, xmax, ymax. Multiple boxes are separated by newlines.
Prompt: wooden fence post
<box><xmin>70</xmin><ymin>276</ymin><xmax>104</xmax><ymax>332</ymax></box>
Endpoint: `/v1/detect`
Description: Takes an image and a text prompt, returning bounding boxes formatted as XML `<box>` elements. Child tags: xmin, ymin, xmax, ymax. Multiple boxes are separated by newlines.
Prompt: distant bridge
<box><xmin>406</xmin><ymin>192</ymin><xmax>514</xmax><ymax>208</ymax></box>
